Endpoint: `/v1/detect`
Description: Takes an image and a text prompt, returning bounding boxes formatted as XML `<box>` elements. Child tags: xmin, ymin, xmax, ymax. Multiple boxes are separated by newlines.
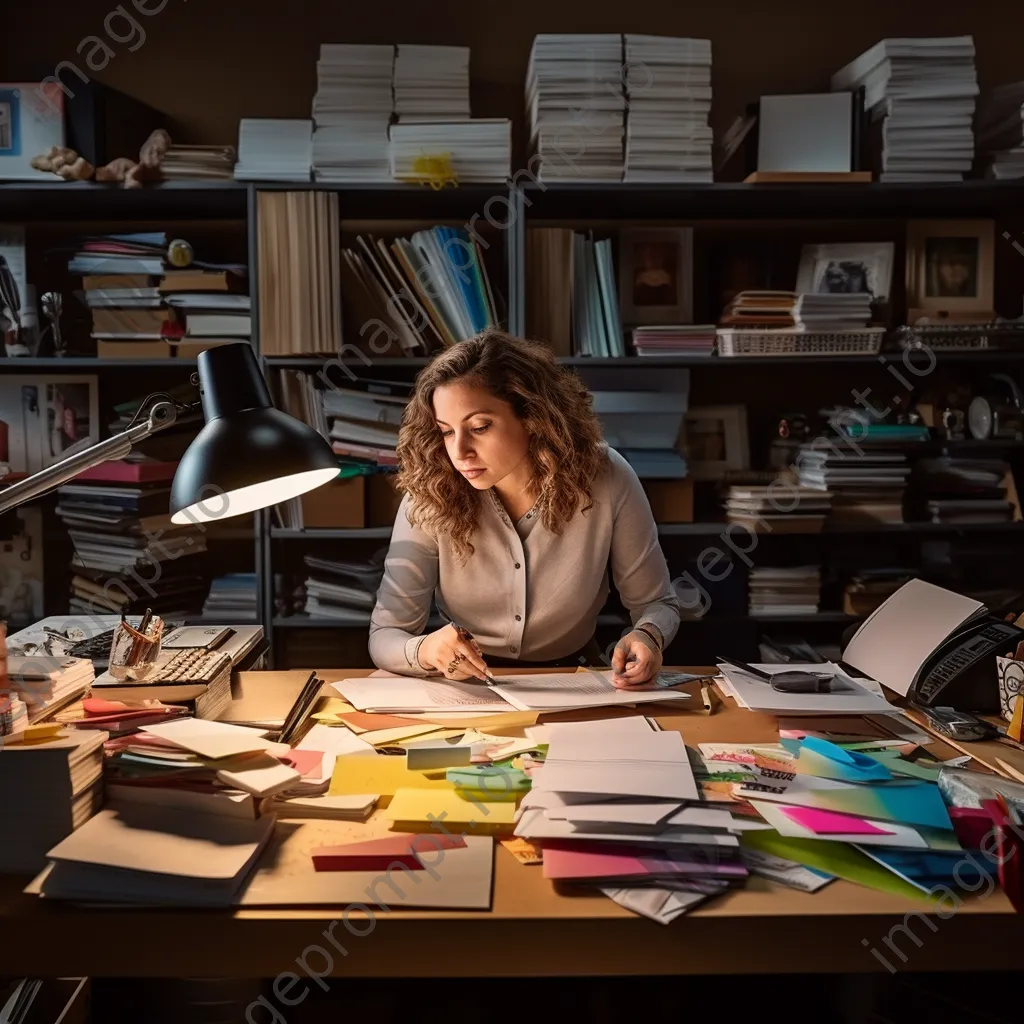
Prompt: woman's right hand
<box><xmin>416</xmin><ymin>624</ymin><xmax>490</xmax><ymax>682</ymax></box>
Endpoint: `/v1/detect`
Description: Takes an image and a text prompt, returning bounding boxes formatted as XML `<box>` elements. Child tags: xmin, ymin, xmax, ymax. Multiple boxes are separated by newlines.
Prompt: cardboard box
<box><xmin>367</xmin><ymin>473</ymin><xmax>403</xmax><ymax>527</ymax></box>
<box><xmin>301</xmin><ymin>476</ymin><xmax>365</xmax><ymax>528</ymax></box>
<box><xmin>642</xmin><ymin>478</ymin><xmax>694</xmax><ymax>524</ymax></box>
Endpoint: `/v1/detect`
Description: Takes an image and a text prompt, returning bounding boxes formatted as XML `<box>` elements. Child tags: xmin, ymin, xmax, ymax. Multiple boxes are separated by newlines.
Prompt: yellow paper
<box><xmin>418</xmin><ymin>710</ymin><xmax>539</xmax><ymax>733</ymax></box>
<box><xmin>1009</xmin><ymin>693</ymin><xmax>1024</xmax><ymax>743</ymax></box>
<box><xmin>397</xmin><ymin>728</ymin><xmax>466</xmax><ymax>747</ymax></box>
<box><xmin>362</xmin><ymin>724</ymin><xmax>444</xmax><ymax>746</ymax></box>
<box><xmin>386</xmin><ymin>787</ymin><xmax>517</xmax><ymax>830</ymax></box>
<box><xmin>7</xmin><ymin>723</ymin><xmax>64</xmax><ymax>744</ymax></box>
<box><xmin>329</xmin><ymin>755</ymin><xmax>453</xmax><ymax>799</ymax></box>
<box><xmin>311</xmin><ymin>696</ymin><xmax>358</xmax><ymax>726</ymax></box>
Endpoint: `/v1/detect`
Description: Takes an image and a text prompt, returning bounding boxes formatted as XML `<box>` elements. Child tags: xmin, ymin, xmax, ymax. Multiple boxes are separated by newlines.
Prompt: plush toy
<box><xmin>30</xmin><ymin>146</ymin><xmax>94</xmax><ymax>181</ymax></box>
<box><xmin>95</xmin><ymin>129</ymin><xmax>174</xmax><ymax>189</ymax></box>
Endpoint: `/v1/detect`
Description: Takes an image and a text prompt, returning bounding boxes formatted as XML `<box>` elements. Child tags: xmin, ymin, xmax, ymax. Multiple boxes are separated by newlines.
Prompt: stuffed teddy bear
<box><xmin>96</xmin><ymin>129</ymin><xmax>173</xmax><ymax>189</ymax></box>
<box><xmin>30</xmin><ymin>146</ymin><xmax>94</xmax><ymax>181</ymax></box>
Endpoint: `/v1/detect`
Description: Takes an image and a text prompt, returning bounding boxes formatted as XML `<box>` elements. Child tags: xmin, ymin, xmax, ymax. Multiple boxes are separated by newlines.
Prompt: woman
<box><xmin>368</xmin><ymin>330</ymin><xmax>681</xmax><ymax>689</ymax></box>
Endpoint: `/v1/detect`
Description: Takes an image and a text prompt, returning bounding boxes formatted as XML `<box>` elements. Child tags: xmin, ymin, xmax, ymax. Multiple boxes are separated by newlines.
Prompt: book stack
<box><xmin>203</xmin><ymin>574</ymin><xmax>259</xmax><ymax>621</ymax></box>
<box><xmin>796</xmin><ymin>444</ymin><xmax>910</xmax><ymax>524</ymax></box>
<box><xmin>832</xmin><ymin>36</ymin><xmax>978</xmax><ymax>182</ymax></box>
<box><xmin>724</xmin><ymin>485</ymin><xmax>833</xmax><ymax>533</ymax></box>
<box><xmin>623</xmin><ymin>35</ymin><xmax>713</xmax><ymax>183</ymax></box>
<box><xmin>55</xmin><ymin>460</ymin><xmax>210</xmax><ymax>618</ymax></box>
<box><xmin>977</xmin><ymin>81</ymin><xmax>1024</xmax><ymax>178</ymax></box>
<box><xmin>514</xmin><ymin>716</ymin><xmax>749</xmax><ymax>923</ymax></box>
<box><xmin>161</xmin><ymin>145</ymin><xmax>237</xmax><ymax>181</ymax></box>
<box><xmin>0</xmin><ymin>731</ymin><xmax>106</xmax><ymax>873</ymax></box>
<box><xmin>794</xmin><ymin>293</ymin><xmax>872</xmax><ymax>331</ymax></box>
<box><xmin>720</xmin><ymin>291</ymin><xmax>797</xmax><ymax>328</ymax></box>
<box><xmin>527</xmin><ymin>34</ymin><xmax>626</xmax><ymax>182</ymax></box>
<box><xmin>6</xmin><ymin>657</ymin><xmax>95</xmax><ymax>723</ymax></box>
<box><xmin>340</xmin><ymin>226</ymin><xmax>500</xmax><ymax>355</ymax></box>
<box><xmin>632</xmin><ymin>324</ymin><xmax>717</xmax><ymax>356</ymax></box>
<box><xmin>909</xmin><ymin>457</ymin><xmax>1015</xmax><ymax>524</ymax></box>
<box><xmin>747</xmin><ymin>566</ymin><xmax>822</xmax><ymax>616</ymax></box>
<box><xmin>234</xmin><ymin>119</ymin><xmax>313</xmax><ymax>181</ymax></box>
<box><xmin>312</xmin><ymin>43</ymin><xmax>395</xmax><ymax>183</ymax></box>
<box><xmin>390</xmin><ymin>119</ymin><xmax>512</xmax><ymax>183</ymax></box>
<box><xmin>394</xmin><ymin>44</ymin><xmax>470</xmax><ymax>122</ymax></box>
<box><xmin>257</xmin><ymin>191</ymin><xmax>341</xmax><ymax>356</ymax></box>
<box><xmin>160</xmin><ymin>267</ymin><xmax>249</xmax><ymax>359</ymax></box>
<box><xmin>301</xmin><ymin>553</ymin><xmax>385</xmax><ymax>623</ymax></box>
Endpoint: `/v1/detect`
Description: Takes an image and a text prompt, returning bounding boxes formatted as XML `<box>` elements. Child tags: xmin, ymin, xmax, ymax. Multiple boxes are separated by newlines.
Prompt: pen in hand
<box><xmin>453</xmin><ymin>624</ymin><xmax>497</xmax><ymax>685</ymax></box>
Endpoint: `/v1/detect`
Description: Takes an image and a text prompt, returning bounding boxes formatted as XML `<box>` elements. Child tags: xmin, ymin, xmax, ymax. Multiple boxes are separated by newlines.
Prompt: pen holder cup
<box><xmin>108</xmin><ymin>619</ymin><xmax>164</xmax><ymax>682</ymax></box>
<box><xmin>996</xmin><ymin>656</ymin><xmax>1024</xmax><ymax>724</ymax></box>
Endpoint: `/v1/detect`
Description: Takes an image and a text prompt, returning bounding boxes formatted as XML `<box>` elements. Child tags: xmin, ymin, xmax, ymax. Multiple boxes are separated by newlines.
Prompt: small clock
<box><xmin>968</xmin><ymin>374</ymin><xmax>1024</xmax><ymax>441</ymax></box>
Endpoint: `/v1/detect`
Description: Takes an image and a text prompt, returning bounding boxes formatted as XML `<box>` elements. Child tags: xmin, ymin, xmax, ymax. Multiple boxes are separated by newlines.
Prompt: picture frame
<box><xmin>796</xmin><ymin>241</ymin><xmax>895</xmax><ymax>304</ymax></box>
<box><xmin>905</xmin><ymin>219</ymin><xmax>995</xmax><ymax>321</ymax></box>
<box><xmin>683</xmin><ymin>404</ymin><xmax>750</xmax><ymax>481</ymax></box>
<box><xmin>618</xmin><ymin>227</ymin><xmax>693</xmax><ymax>325</ymax></box>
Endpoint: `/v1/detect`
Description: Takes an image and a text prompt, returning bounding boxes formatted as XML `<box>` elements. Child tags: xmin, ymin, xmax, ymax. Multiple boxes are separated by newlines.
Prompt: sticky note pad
<box><xmin>329</xmin><ymin>755</ymin><xmax>453</xmax><ymax>800</ymax></box>
<box><xmin>385</xmin><ymin>788</ymin><xmax>517</xmax><ymax>832</ymax></box>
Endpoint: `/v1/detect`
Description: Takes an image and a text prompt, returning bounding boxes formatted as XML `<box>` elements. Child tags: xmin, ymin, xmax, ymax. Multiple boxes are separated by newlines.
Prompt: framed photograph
<box><xmin>905</xmin><ymin>220</ymin><xmax>995</xmax><ymax>319</ymax></box>
<box><xmin>796</xmin><ymin>241</ymin><xmax>895</xmax><ymax>303</ymax></box>
<box><xmin>684</xmin><ymin>404</ymin><xmax>750</xmax><ymax>481</ymax></box>
<box><xmin>618</xmin><ymin>227</ymin><xmax>693</xmax><ymax>325</ymax></box>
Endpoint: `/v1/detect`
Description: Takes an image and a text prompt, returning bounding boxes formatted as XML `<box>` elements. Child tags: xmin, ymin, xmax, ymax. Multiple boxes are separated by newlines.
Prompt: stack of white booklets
<box><xmin>977</xmin><ymin>81</ymin><xmax>1024</xmax><ymax>179</ymax></box>
<box><xmin>831</xmin><ymin>36</ymin><xmax>978</xmax><ymax>181</ymax></box>
<box><xmin>623</xmin><ymin>35</ymin><xmax>713</xmax><ymax>183</ymax></box>
<box><xmin>234</xmin><ymin>119</ymin><xmax>313</xmax><ymax>181</ymax></box>
<box><xmin>6</xmin><ymin>657</ymin><xmax>95</xmax><ymax>722</ymax></box>
<box><xmin>394</xmin><ymin>44</ymin><xmax>470</xmax><ymax>121</ymax></box>
<box><xmin>747</xmin><ymin>565</ymin><xmax>821</xmax><ymax>616</ymax></box>
<box><xmin>312</xmin><ymin>43</ymin><xmax>395</xmax><ymax>182</ymax></box>
<box><xmin>794</xmin><ymin>292</ymin><xmax>872</xmax><ymax>330</ymax></box>
<box><xmin>390</xmin><ymin>119</ymin><xmax>512</xmax><ymax>182</ymax></box>
<box><xmin>527</xmin><ymin>34</ymin><xmax>626</xmax><ymax>181</ymax></box>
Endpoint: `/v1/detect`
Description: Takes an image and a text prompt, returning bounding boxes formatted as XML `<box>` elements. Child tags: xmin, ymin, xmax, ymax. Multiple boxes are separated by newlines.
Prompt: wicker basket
<box><xmin>717</xmin><ymin>327</ymin><xmax>886</xmax><ymax>357</ymax></box>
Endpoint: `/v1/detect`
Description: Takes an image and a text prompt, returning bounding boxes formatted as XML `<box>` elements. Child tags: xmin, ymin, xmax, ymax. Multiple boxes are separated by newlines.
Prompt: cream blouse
<box><xmin>368</xmin><ymin>446</ymin><xmax>682</xmax><ymax>676</ymax></box>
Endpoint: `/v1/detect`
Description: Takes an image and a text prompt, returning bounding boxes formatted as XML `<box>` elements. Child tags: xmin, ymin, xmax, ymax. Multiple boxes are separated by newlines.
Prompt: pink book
<box><xmin>75</xmin><ymin>460</ymin><xmax>179</xmax><ymax>484</ymax></box>
<box><xmin>542</xmin><ymin>844</ymin><xmax>747</xmax><ymax>882</ymax></box>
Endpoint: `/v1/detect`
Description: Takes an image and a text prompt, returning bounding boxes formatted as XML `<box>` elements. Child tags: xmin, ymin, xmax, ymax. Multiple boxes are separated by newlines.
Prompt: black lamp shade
<box><xmin>170</xmin><ymin>344</ymin><xmax>339</xmax><ymax>524</ymax></box>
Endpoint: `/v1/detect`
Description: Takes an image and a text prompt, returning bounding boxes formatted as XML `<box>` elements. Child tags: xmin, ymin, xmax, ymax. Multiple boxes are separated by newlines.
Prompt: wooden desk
<box><xmin>2</xmin><ymin>667</ymin><xmax>1023</xmax><ymax>979</ymax></box>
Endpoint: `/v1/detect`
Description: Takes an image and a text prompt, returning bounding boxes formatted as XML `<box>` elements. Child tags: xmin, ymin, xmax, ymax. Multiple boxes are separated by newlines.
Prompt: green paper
<box><xmin>864</xmin><ymin>749</ymin><xmax>942</xmax><ymax>782</ymax></box>
<box><xmin>740</xmin><ymin>831</ymin><xmax>933</xmax><ymax>903</ymax></box>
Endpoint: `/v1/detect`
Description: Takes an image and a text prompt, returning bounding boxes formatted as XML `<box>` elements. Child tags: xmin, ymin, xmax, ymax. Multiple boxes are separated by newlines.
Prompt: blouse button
<box><xmin>515</xmin><ymin>614</ymin><xmax>522</xmax><ymax>621</ymax></box>
<box><xmin>510</xmin><ymin>646</ymin><xmax>518</xmax><ymax>653</ymax></box>
<box><xmin>514</xmin><ymin>562</ymin><xmax>521</xmax><ymax>569</ymax></box>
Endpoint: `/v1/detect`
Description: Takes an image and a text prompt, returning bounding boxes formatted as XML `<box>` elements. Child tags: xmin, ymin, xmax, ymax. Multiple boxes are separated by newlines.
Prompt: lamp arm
<box><xmin>0</xmin><ymin>400</ymin><xmax>179</xmax><ymax>515</ymax></box>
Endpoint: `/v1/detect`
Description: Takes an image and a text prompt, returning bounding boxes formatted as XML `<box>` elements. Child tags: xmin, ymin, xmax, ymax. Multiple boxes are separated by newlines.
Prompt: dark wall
<box><xmin>4</xmin><ymin>0</ymin><xmax>1022</xmax><ymax>165</ymax></box>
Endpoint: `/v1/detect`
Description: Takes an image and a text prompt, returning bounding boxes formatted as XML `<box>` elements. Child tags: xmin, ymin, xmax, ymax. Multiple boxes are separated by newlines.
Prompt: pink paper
<box><xmin>781</xmin><ymin>805</ymin><xmax>895</xmax><ymax>836</ymax></box>
<box><xmin>281</xmin><ymin>749</ymin><xmax>325</xmax><ymax>778</ymax></box>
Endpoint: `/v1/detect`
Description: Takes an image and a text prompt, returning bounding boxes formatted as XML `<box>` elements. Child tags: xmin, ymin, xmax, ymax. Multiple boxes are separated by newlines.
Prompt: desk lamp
<box><xmin>0</xmin><ymin>343</ymin><xmax>340</xmax><ymax>520</ymax></box>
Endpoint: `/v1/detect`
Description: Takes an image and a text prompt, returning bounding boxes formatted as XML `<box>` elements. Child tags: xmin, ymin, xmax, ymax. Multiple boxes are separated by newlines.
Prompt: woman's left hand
<box><xmin>610</xmin><ymin>631</ymin><xmax>663</xmax><ymax>689</ymax></box>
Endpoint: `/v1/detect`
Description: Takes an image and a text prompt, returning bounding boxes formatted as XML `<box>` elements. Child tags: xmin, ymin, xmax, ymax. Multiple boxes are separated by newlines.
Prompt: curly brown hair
<box><xmin>395</xmin><ymin>330</ymin><xmax>607</xmax><ymax>560</ymax></box>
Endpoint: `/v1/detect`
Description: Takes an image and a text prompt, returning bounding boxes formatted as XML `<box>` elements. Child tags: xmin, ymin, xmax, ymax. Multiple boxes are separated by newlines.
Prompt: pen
<box><xmin>452</xmin><ymin>623</ymin><xmax>497</xmax><ymax>686</ymax></box>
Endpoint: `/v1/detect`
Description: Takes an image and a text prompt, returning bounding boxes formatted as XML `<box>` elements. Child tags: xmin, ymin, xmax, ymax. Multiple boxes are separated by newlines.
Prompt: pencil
<box><xmin>452</xmin><ymin>623</ymin><xmax>497</xmax><ymax>685</ymax></box>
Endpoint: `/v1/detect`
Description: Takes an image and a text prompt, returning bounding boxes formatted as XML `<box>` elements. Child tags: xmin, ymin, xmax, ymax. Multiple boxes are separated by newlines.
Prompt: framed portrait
<box><xmin>618</xmin><ymin>227</ymin><xmax>693</xmax><ymax>325</ymax></box>
<box><xmin>905</xmin><ymin>220</ymin><xmax>995</xmax><ymax>320</ymax></box>
<box><xmin>796</xmin><ymin>241</ymin><xmax>895</xmax><ymax>303</ymax></box>
<box><xmin>683</xmin><ymin>404</ymin><xmax>750</xmax><ymax>481</ymax></box>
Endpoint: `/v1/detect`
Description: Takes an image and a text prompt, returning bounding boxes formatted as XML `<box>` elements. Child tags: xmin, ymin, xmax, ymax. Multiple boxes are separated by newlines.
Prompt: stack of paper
<box><xmin>623</xmin><ymin>35</ymin><xmax>713</xmax><ymax>183</ymax></box>
<box><xmin>724</xmin><ymin>487</ymin><xmax>833</xmax><ymax>534</ymax></box>
<box><xmin>977</xmin><ymin>81</ymin><xmax>1024</xmax><ymax>178</ymax></box>
<box><xmin>794</xmin><ymin>293</ymin><xmax>872</xmax><ymax>331</ymax></box>
<box><xmin>393</xmin><ymin>45</ymin><xmax>470</xmax><ymax>122</ymax></box>
<box><xmin>796</xmin><ymin>445</ymin><xmax>910</xmax><ymax>525</ymax></box>
<box><xmin>234</xmin><ymin>119</ymin><xmax>312</xmax><ymax>181</ymax></box>
<box><xmin>747</xmin><ymin>565</ymin><xmax>821</xmax><ymax>615</ymax></box>
<box><xmin>390</xmin><ymin>119</ymin><xmax>512</xmax><ymax>183</ymax></box>
<box><xmin>0</xmin><ymin>731</ymin><xmax>106</xmax><ymax>873</ymax></box>
<box><xmin>312</xmin><ymin>43</ymin><xmax>395</xmax><ymax>183</ymax></box>
<box><xmin>632</xmin><ymin>324</ymin><xmax>716</xmax><ymax>357</ymax></box>
<box><xmin>515</xmin><ymin>718</ymin><xmax>748</xmax><ymax>920</ymax></box>
<box><xmin>6</xmin><ymin>657</ymin><xmax>94</xmax><ymax>722</ymax></box>
<box><xmin>527</xmin><ymin>34</ymin><xmax>626</xmax><ymax>182</ymax></box>
<box><xmin>714</xmin><ymin>662</ymin><xmax>898</xmax><ymax>716</ymax></box>
<box><xmin>832</xmin><ymin>36</ymin><xmax>978</xmax><ymax>181</ymax></box>
<box><xmin>31</xmin><ymin>804</ymin><xmax>275</xmax><ymax>906</ymax></box>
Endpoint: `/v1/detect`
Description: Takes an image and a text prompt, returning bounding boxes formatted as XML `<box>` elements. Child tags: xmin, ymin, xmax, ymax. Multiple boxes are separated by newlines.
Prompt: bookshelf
<box><xmin>4</xmin><ymin>179</ymin><xmax>1024</xmax><ymax>666</ymax></box>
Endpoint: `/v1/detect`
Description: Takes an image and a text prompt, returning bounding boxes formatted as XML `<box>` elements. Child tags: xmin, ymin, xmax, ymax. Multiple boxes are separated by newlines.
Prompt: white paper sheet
<box><xmin>716</xmin><ymin>663</ymin><xmax>897</xmax><ymax>715</ymax></box>
<box><xmin>332</xmin><ymin>675</ymin><xmax>512</xmax><ymax>713</ymax></box>
<box><xmin>492</xmin><ymin>671</ymin><xmax>688</xmax><ymax>711</ymax></box>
